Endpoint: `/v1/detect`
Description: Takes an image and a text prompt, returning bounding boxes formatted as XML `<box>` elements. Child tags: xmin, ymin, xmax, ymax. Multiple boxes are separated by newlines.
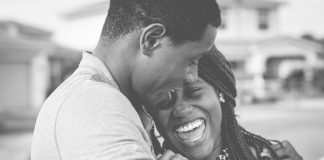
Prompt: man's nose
<box><xmin>172</xmin><ymin>101</ymin><xmax>193</xmax><ymax>118</ymax></box>
<box><xmin>184</xmin><ymin>64</ymin><xmax>198</xmax><ymax>83</ymax></box>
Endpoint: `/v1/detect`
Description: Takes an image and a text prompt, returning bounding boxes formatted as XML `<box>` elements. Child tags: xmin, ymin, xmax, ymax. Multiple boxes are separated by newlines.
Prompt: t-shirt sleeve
<box><xmin>55</xmin><ymin>82</ymin><xmax>156</xmax><ymax>160</ymax></box>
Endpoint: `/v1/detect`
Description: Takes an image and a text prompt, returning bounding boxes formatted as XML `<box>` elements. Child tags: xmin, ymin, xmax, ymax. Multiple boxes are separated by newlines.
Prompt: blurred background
<box><xmin>0</xmin><ymin>0</ymin><xmax>323</xmax><ymax>159</ymax></box>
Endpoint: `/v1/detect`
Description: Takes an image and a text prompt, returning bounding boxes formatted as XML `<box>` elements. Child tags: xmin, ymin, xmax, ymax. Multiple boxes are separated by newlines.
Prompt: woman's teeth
<box><xmin>175</xmin><ymin>119</ymin><xmax>205</xmax><ymax>143</ymax></box>
<box><xmin>176</xmin><ymin>119</ymin><xmax>204</xmax><ymax>132</ymax></box>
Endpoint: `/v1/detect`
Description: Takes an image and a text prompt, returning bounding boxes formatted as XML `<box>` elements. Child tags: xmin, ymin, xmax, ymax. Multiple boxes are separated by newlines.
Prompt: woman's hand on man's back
<box><xmin>272</xmin><ymin>140</ymin><xmax>303</xmax><ymax>160</ymax></box>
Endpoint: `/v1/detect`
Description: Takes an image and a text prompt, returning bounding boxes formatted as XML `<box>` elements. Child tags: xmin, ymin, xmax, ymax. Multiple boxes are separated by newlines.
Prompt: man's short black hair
<box><xmin>101</xmin><ymin>0</ymin><xmax>221</xmax><ymax>44</ymax></box>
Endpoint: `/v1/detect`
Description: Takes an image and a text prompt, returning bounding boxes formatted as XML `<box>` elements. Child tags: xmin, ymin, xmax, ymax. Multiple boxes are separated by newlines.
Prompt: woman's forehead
<box><xmin>183</xmin><ymin>77</ymin><xmax>208</xmax><ymax>88</ymax></box>
<box><xmin>195</xmin><ymin>77</ymin><xmax>208</xmax><ymax>85</ymax></box>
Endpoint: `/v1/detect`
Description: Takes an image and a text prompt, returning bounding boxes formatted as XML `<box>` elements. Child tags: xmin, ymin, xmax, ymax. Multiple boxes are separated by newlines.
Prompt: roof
<box><xmin>0</xmin><ymin>21</ymin><xmax>53</xmax><ymax>53</ymax></box>
<box><xmin>215</xmin><ymin>39</ymin><xmax>255</xmax><ymax>61</ymax></box>
<box><xmin>217</xmin><ymin>0</ymin><xmax>283</xmax><ymax>9</ymax></box>
<box><xmin>0</xmin><ymin>21</ymin><xmax>78</xmax><ymax>61</ymax></box>
<box><xmin>215</xmin><ymin>36</ymin><xmax>324</xmax><ymax>62</ymax></box>
<box><xmin>0</xmin><ymin>21</ymin><xmax>52</xmax><ymax>39</ymax></box>
<box><xmin>253</xmin><ymin>36</ymin><xmax>324</xmax><ymax>53</ymax></box>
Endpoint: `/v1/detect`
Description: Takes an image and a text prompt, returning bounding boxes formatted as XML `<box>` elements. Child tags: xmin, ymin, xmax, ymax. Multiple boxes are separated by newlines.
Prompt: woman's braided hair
<box><xmin>150</xmin><ymin>45</ymin><xmax>281</xmax><ymax>159</ymax></box>
<box><xmin>197</xmin><ymin>45</ymin><xmax>280</xmax><ymax>160</ymax></box>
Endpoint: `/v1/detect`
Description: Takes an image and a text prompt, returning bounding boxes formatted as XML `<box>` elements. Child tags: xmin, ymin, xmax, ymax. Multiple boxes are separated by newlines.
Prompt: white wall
<box><xmin>0</xmin><ymin>63</ymin><xmax>30</xmax><ymax>108</ymax></box>
<box><xmin>30</xmin><ymin>53</ymin><xmax>50</xmax><ymax>109</ymax></box>
<box><xmin>218</xmin><ymin>7</ymin><xmax>279</xmax><ymax>40</ymax></box>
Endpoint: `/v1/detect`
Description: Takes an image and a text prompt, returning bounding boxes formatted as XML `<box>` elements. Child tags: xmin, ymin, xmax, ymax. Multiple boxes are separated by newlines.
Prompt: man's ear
<box><xmin>140</xmin><ymin>23</ymin><xmax>166</xmax><ymax>56</ymax></box>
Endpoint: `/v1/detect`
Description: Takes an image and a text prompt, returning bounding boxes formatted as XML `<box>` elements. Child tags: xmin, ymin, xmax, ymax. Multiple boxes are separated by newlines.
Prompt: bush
<box><xmin>312</xmin><ymin>68</ymin><xmax>324</xmax><ymax>92</ymax></box>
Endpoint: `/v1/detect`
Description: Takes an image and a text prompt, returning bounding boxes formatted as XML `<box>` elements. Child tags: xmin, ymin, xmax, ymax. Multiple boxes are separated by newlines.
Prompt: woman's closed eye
<box><xmin>184</xmin><ymin>86</ymin><xmax>201</xmax><ymax>99</ymax></box>
<box><xmin>156</xmin><ymin>89</ymin><xmax>177</xmax><ymax>110</ymax></box>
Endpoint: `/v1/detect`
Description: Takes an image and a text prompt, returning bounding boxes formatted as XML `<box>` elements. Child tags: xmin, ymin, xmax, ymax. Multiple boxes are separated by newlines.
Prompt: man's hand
<box><xmin>271</xmin><ymin>140</ymin><xmax>303</xmax><ymax>160</ymax></box>
<box><xmin>157</xmin><ymin>150</ymin><xmax>188</xmax><ymax>160</ymax></box>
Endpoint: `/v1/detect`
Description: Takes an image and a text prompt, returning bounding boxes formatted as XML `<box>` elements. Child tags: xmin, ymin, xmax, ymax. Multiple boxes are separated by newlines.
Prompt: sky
<box><xmin>276</xmin><ymin>0</ymin><xmax>324</xmax><ymax>38</ymax></box>
<box><xmin>0</xmin><ymin>0</ymin><xmax>102</xmax><ymax>31</ymax></box>
<box><xmin>0</xmin><ymin>0</ymin><xmax>324</xmax><ymax>49</ymax></box>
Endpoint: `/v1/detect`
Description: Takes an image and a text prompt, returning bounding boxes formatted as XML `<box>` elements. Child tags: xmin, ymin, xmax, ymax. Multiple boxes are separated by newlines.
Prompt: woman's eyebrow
<box><xmin>193</xmin><ymin>79</ymin><xmax>203</xmax><ymax>85</ymax></box>
<box><xmin>183</xmin><ymin>79</ymin><xmax>203</xmax><ymax>89</ymax></box>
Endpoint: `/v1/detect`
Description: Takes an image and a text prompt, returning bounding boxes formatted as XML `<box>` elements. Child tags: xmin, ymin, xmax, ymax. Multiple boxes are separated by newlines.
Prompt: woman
<box><xmin>149</xmin><ymin>46</ymin><xmax>302</xmax><ymax>160</ymax></box>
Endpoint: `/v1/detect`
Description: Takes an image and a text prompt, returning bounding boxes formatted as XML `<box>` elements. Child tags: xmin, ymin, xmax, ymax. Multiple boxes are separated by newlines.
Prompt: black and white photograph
<box><xmin>0</xmin><ymin>0</ymin><xmax>323</xmax><ymax>160</ymax></box>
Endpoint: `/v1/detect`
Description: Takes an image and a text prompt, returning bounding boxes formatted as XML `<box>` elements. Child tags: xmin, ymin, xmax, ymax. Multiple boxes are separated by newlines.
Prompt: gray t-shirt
<box><xmin>31</xmin><ymin>52</ymin><xmax>156</xmax><ymax>160</ymax></box>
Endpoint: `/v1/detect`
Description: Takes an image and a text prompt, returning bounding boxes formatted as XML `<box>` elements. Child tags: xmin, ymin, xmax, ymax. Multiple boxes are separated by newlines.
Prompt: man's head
<box><xmin>97</xmin><ymin>0</ymin><xmax>221</xmax><ymax>108</ymax></box>
<box><xmin>102</xmin><ymin>0</ymin><xmax>221</xmax><ymax>44</ymax></box>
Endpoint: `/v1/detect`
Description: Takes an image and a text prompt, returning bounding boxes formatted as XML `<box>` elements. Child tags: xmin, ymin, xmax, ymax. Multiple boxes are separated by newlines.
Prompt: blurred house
<box><xmin>246</xmin><ymin>36</ymin><xmax>324</xmax><ymax>100</ymax></box>
<box><xmin>0</xmin><ymin>21</ymin><xmax>79</xmax><ymax>112</ymax></box>
<box><xmin>215</xmin><ymin>0</ymin><xmax>324</xmax><ymax>103</ymax></box>
<box><xmin>60</xmin><ymin>0</ymin><xmax>324</xmax><ymax>104</ymax></box>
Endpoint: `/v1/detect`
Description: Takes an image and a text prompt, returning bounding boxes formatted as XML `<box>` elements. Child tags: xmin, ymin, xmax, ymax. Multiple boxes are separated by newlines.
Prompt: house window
<box><xmin>220</xmin><ymin>8</ymin><xmax>227</xmax><ymax>29</ymax></box>
<box><xmin>258</xmin><ymin>9</ymin><xmax>270</xmax><ymax>30</ymax></box>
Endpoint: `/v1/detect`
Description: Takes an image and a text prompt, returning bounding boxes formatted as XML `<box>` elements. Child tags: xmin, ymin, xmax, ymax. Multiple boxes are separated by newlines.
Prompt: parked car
<box><xmin>237</xmin><ymin>78</ymin><xmax>282</xmax><ymax>104</ymax></box>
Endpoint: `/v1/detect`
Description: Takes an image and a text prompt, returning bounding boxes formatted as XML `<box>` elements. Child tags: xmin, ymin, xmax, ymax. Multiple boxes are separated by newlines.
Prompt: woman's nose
<box><xmin>172</xmin><ymin>101</ymin><xmax>193</xmax><ymax>118</ymax></box>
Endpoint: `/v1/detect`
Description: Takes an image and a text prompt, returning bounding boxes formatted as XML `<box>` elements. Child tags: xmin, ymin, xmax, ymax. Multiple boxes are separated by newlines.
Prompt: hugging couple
<box><xmin>31</xmin><ymin>0</ymin><xmax>302</xmax><ymax>160</ymax></box>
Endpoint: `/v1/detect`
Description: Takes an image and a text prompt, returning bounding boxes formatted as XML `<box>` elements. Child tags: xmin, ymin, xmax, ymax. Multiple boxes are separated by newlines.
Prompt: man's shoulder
<box><xmin>56</xmin><ymin>79</ymin><xmax>144</xmax><ymax>134</ymax></box>
<box><xmin>42</xmin><ymin>73</ymin><xmax>136</xmax><ymax>124</ymax></box>
<box><xmin>66</xmin><ymin>79</ymin><xmax>132</xmax><ymax>111</ymax></box>
<box><xmin>48</xmin><ymin>68</ymin><xmax>127</xmax><ymax>107</ymax></box>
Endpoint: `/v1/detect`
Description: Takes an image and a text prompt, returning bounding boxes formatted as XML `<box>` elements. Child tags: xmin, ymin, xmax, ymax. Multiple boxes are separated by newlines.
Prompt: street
<box><xmin>237</xmin><ymin>98</ymin><xmax>324</xmax><ymax>160</ymax></box>
<box><xmin>0</xmin><ymin>132</ymin><xmax>32</xmax><ymax>160</ymax></box>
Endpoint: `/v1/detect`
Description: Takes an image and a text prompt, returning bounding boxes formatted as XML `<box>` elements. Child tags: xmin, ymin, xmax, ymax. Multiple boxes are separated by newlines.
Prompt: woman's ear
<box><xmin>140</xmin><ymin>23</ymin><xmax>166</xmax><ymax>56</ymax></box>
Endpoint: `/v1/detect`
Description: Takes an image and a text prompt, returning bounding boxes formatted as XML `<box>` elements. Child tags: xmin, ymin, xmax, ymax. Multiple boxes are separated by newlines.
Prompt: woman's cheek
<box><xmin>157</xmin><ymin>111</ymin><xmax>171</xmax><ymax>129</ymax></box>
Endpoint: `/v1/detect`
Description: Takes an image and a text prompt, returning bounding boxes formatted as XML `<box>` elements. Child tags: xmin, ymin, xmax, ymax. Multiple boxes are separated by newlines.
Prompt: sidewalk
<box><xmin>236</xmin><ymin>97</ymin><xmax>324</xmax><ymax>160</ymax></box>
<box><xmin>0</xmin><ymin>108</ymin><xmax>36</xmax><ymax>160</ymax></box>
<box><xmin>0</xmin><ymin>132</ymin><xmax>32</xmax><ymax>160</ymax></box>
<box><xmin>281</xmin><ymin>97</ymin><xmax>324</xmax><ymax>110</ymax></box>
<box><xmin>236</xmin><ymin>97</ymin><xmax>324</xmax><ymax>122</ymax></box>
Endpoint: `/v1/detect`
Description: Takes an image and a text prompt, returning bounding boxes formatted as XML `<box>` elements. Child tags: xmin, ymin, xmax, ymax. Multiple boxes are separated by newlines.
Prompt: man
<box><xmin>31</xmin><ymin>0</ymin><xmax>221</xmax><ymax>159</ymax></box>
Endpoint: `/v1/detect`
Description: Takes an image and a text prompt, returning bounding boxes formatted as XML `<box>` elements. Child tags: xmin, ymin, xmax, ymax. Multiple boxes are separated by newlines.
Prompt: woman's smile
<box><xmin>175</xmin><ymin>119</ymin><xmax>206</xmax><ymax>145</ymax></box>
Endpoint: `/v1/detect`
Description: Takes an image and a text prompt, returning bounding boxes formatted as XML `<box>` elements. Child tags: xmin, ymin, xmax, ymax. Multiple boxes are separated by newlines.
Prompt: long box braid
<box><xmin>199</xmin><ymin>45</ymin><xmax>280</xmax><ymax>160</ymax></box>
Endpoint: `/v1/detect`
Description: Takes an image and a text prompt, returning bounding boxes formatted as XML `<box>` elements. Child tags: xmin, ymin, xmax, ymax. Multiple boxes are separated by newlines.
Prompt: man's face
<box><xmin>133</xmin><ymin>25</ymin><xmax>217</xmax><ymax>109</ymax></box>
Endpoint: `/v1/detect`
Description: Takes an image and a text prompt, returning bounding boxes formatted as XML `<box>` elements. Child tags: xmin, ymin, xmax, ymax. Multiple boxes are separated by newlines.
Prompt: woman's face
<box><xmin>154</xmin><ymin>78</ymin><xmax>223</xmax><ymax>160</ymax></box>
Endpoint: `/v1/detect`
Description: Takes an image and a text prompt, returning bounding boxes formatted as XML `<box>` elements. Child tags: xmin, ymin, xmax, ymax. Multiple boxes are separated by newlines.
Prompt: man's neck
<box><xmin>108</xmin><ymin>61</ymin><xmax>142</xmax><ymax>110</ymax></box>
<box><xmin>93</xmin><ymin>43</ymin><xmax>141</xmax><ymax>108</ymax></box>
